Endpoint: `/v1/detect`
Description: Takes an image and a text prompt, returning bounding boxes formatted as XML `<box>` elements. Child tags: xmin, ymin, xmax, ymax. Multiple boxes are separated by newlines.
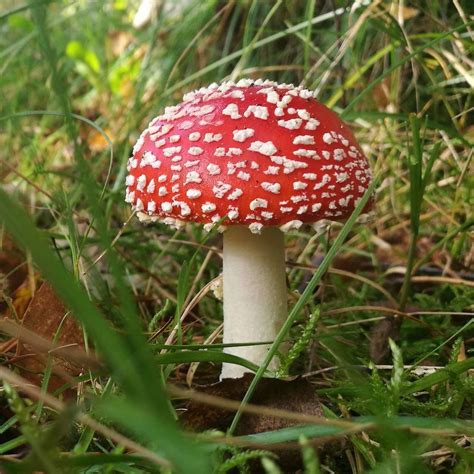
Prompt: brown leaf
<box><xmin>10</xmin><ymin>282</ymin><xmax>85</xmax><ymax>394</ymax></box>
<box><xmin>0</xmin><ymin>233</ymin><xmax>28</xmax><ymax>313</ymax></box>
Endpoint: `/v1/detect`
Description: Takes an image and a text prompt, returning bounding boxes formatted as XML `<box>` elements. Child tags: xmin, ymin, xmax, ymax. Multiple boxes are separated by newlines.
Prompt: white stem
<box><xmin>220</xmin><ymin>226</ymin><xmax>288</xmax><ymax>379</ymax></box>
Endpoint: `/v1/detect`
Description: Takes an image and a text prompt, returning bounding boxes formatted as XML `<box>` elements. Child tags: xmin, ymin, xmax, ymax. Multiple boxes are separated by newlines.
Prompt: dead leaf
<box><xmin>5</xmin><ymin>282</ymin><xmax>85</xmax><ymax>394</ymax></box>
<box><xmin>0</xmin><ymin>233</ymin><xmax>28</xmax><ymax>313</ymax></box>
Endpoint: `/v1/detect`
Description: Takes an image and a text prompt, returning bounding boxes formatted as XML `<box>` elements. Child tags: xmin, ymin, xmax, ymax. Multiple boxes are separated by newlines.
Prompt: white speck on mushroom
<box><xmin>228</xmin><ymin>89</ymin><xmax>244</xmax><ymax>99</ymax></box>
<box><xmin>226</xmin><ymin>148</ymin><xmax>243</xmax><ymax>156</ymax></box>
<box><xmin>180</xmin><ymin>202</ymin><xmax>191</xmax><ymax>216</ymax></box>
<box><xmin>150</xmin><ymin>124</ymin><xmax>173</xmax><ymax>139</ymax></box>
<box><xmin>140</xmin><ymin>151</ymin><xmax>157</xmax><ymax>167</ymax></box>
<box><xmin>249</xmin><ymin>140</ymin><xmax>277</xmax><ymax>156</ymax></box>
<box><xmin>147</xmin><ymin>201</ymin><xmax>156</xmax><ymax>213</ymax></box>
<box><xmin>297</xmin><ymin>109</ymin><xmax>311</xmax><ymax>120</ymax></box>
<box><xmin>333</xmin><ymin>148</ymin><xmax>346</xmax><ymax>161</ymax></box>
<box><xmin>335</xmin><ymin>172</ymin><xmax>349</xmax><ymax>182</ymax></box>
<box><xmin>266</xmin><ymin>90</ymin><xmax>279</xmax><ymax>104</ymax></box>
<box><xmin>185</xmin><ymin>171</ymin><xmax>202</xmax><ymax>184</ymax></box>
<box><xmin>188</xmin><ymin>147</ymin><xmax>204</xmax><ymax>156</ymax></box>
<box><xmin>214</xmin><ymin>148</ymin><xmax>225</xmax><ymax>157</ymax></box>
<box><xmin>274</xmin><ymin>107</ymin><xmax>285</xmax><ymax>116</ymax></box>
<box><xmin>313</xmin><ymin>174</ymin><xmax>331</xmax><ymax>189</ymax></box>
<box><xmin>312</xmin><ymin>203</ymin><xmax>322</xmax><ymax>213</ymax></box>
<box><xmin>294</xmin><ymin>149</ymin><xmax>317</xmax><ymax>157</ymax></box>
<box><xmin>322</xmin><ymin>133</ymin><xmax>335</xmax><ymax>144</ymax></box>
<box><xmin>297</xmin><ymin>205</ymin><xmax>308</xmax><ymax>214</ymax></box>
<box><xmin>293</xmin><ymin>135</ymin><xmax>315</xmax><ymax>145</ymax></box>
<box><xmin>250</xmin><ymin>198</ymin><xmax>268</xmax><ymax>210</ymax></box>
<box><xmin>291</xmin><ymin>195</ymin><xmax>307</xmax><ymax>203</ymax></box>
<box><xmin>293</xmin><ymin>181</ymin><xmax>308</xmax><ymax>190</ymax></box>
<box><xmin>222</xmin><ymin>103</ymin><xmax>241</xmax><ymax>119</ymax></box>
<box><xmin>135</xmin><ymin>198</ymin><xmax>144</xmax><ymax>211</ymax></box>
<box><xmin>237</xmin><ymin>171</ymin><xmax>250</xmax><ymax>181</ymax></box>
<box><xmin>261</xmin><ymin>211</ymin><xmax>274</xmax><ymax>220</ymax></box>
<box><xmin>169</xmin><ymin>135</ymin><xmax>180</xmax><ymax>143</ymax></box>
<box><xmin>249</xmin><ymin>222</ymin><xmax>263</xmax><ymax>234</ymax></box>
<box><xmin>277</xmin><ymin>118</ymin><xmax>302</xmax><ymax>130</ymax></box>
<box><xmin>158</xmin><ymin>174</ymin><xmax>167</xmax><ymax>183</ymax></box>
<box><xmin>136</xmin><ymin>174</ymin><xmax>147</xmax><ymax>191</ymax></box>
<box><xmin>146</xmin><ymin>179</ymin><xmax>155</xmax><ymax>193</ymax></box>
<box><xmin>163</xmin><ymin>146</ymin><xmax>182</xmax><ymax>157</ymax></box>
<box><xmin>280</xmin><ymin>206</ymin><xmax>293</xmax><ymax>213</ymax></box>
<box><xmin>125</xmin><ymin>190</ymin><xmax>135</xmax><ymax>203</ymax></box>
<box><xmin>161</xmin><ymin>202</ymin><xmax>172</xmax><ymax>212</ymax></box>
<box><xmin>244</xmin><ymin>105</ymin><xmax>269</xmax><ymax>120</ymax></box>
<box><xmin>179</xmin><ymin>121</ymin><xmax>194</xmax><ymax>130</ymax></box>
<box><xmin>277</xmin><ymin>95</ymin><xmax>292</xmax><ymax>108</ymax></box>
<box><xmin>236</xmin><ymin>78</ymin><xmax>254</xmax><ymax>87</ymax></box>
<box><xmin>304</xmin><ymin>118</ymin><xmax>320</xmax><ymax>130</ymax></box>
<box><xmin>184</xmin><ymin>160</ymin><xmax>200</xmax><ymax>168</ymax></box>
<box><xmin>227</xmin><ymin>188</ymin><xmax>243</xmax><ymax>200</ymax></box>
<box><xmin>171</xmin><ymin>164</ymin><xmax>182</xmax><ymax>171</ymax></box>
<box><xmin>261</xmin><ymin>182</ymin><xmax>281</xmax><ymax>194</ymax></box>
<box><xmin>233</xmin><ymin>128</ymin><xmax>255</xmax><ymax>142</ymax></box>
<box><xmin>202</xmin><ymin>202</ymin><xmax>217</xmax><ymax>213</ymax></box>
<box><xmin>186</xmin><ymin>189</ymin><xmax>202</xmax><ymax>199</ymax></box>
<box><xmin>213</xmin><ymin>182</ymin><xmax>232</xmax><ymax>198</ymax></box>
<box><xmin>303</xmin><ymin>173</ymin><xmax>317</xmax><ymax>180</ymax></box>
<box><xmin>264</xmin><ymin>166</ymin><xmax>280</xmax><ymax>175</ymax></box>
<box><xmin>132</xmin><ymin>135</ymin><xmax>145</xmax><ymax>155</ymax></box>
<box><xmin>271</xmin><ymin>156</ymin><xmax>308</xmax><ymax>173</ymax></box>
<box><xmin>207</xmin><ymin>163</ymin><xmax>221</xmax><ymax>175</ymax></box>
<box><xmin>228</xmin><ymin>208</ymin><xmax>239</xmax><ymax>220</ymax></box>
<box><xmin>339</xmin><ymin>195</ymin><xmax>353</xmax><ymax>207</ymax></box>
<box><xmin>189</xmin><ymin>132</ymin><xmax>201</xmax><ymax>141</ymax></box>
<box><xmin>299</xmin><ymin>89</ymin><xmax>313</xmax><ymax>99</ymax></box>
<box><xmin>204</xmin><ymin>133</ymin><xmax>222</xmax><ymax>143</ymax></box>
<box><xmin>148</xmin><ymin>125</ymin><xmax>161</xmax><ymax>134</ymax></box>
<box><xmin>125</xmin><ymin>175</ymin><xmax>135</xmax><ymax>186</ymax></box>
<box><xmin>129</xmin><ymin>158</ymin><xmax>138</xmax><ymax>169</ymax></box>
<box><xmin>154</xmin><ymin>139</ymin><xmax>166</xmax><ymax>148</ymax></box>
<box><xmin>158</xmin><ymin>186</ymin><xmax>168</xmax><ymax>196</ymax></box>
<box><xmin>280</xmin><ymin>220</ymin><xmax>303</xmax><ymax>232</ymax></box>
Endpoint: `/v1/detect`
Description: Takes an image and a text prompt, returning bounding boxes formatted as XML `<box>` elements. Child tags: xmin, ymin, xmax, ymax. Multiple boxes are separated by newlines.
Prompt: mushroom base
<box><xmin>221</xmin><ymin>226</ymin><xmax>288</xmax><ymax>379</ymax></box>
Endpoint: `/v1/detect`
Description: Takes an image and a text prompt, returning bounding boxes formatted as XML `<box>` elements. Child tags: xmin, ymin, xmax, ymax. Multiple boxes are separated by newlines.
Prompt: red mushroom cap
<box><xmin>125</xmin><ymin>78</ymin><xmax>373</xmax><ymax>233</ymax></box>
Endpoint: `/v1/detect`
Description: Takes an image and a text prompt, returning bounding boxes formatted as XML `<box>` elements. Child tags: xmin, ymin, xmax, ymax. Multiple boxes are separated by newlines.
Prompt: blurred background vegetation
<box><xmin>0</xmin><ymin>0</ymin><xmax>473</xmax><ymax>472</ymax></box>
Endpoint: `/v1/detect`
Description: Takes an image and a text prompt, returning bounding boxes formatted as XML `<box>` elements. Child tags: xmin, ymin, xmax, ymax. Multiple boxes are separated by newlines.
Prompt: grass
<box><xmin>0</xmin><ymin>0</ymin><xmax>473</xmax><ymax>472</ymax></box>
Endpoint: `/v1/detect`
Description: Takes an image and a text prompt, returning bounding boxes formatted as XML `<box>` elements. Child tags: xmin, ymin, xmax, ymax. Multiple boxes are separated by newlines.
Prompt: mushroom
<box><xmin>125</xmin><ymin>78</ymin><xmax>372</xmax><ymax>379</ymax></box>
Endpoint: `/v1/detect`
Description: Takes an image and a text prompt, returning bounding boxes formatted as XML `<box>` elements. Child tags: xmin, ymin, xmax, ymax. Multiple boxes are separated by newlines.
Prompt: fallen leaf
<box><xmin>6</xmin><ymin>282</ymin><xmax>85</xmax><ymax>394</ymax></box>
<box><xmin>0</xmin><ymin>233</ymin><xmax>28</xmax><ymax>313</ymax></box>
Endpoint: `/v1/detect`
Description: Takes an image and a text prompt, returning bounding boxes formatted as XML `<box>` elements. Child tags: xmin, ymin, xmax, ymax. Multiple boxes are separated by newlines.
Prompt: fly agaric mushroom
<box><xmin>125</xmin><ymin>78</ymin><xmax>372</xmax><ymax>379</ymax></box>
